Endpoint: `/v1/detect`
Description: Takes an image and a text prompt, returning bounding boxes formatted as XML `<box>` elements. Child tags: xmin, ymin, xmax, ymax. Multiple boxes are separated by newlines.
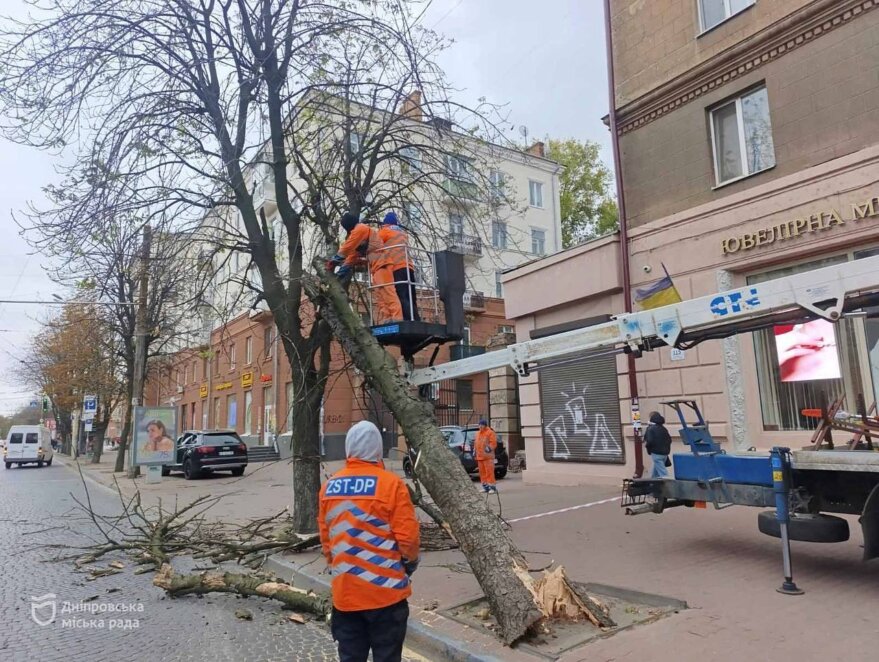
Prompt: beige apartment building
<box><xmin>505</xmin><ymin>0</ymin><xmax>879</xmax><ymax>485</ymax></box>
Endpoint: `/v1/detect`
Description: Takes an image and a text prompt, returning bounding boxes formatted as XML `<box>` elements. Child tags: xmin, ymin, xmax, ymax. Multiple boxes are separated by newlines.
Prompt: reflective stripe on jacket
<box><xmin>338</xmin><ymin>224</ymin><xmax>389</xmax><ymax>269</ymax></box>
<box><xmin>378</xmin><ymin>225</ymin><xmax>415</xmax><ymax>271</ymax></box>
<box><xmin>318</xmin><ymin>458</ymin><xmax>420</xmax><ymax>611</ymax></box>
<box><xmin>475</xmin><ymin>427</ymin><xmax>497</xmax><ymax>461</ymax></box>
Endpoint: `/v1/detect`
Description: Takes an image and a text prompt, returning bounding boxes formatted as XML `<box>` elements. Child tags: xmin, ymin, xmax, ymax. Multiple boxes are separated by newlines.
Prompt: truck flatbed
<box><xmin>790</xmin><ymin>450</ymin><xmax>879</xmax><ymax>473</ymax></box>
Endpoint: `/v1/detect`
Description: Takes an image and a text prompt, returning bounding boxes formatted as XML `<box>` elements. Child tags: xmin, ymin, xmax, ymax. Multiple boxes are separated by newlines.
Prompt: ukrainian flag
<box><xmin>634</xmin><ymin>267</ymin><xmax>682</xmax><ymax>310</ymax></box>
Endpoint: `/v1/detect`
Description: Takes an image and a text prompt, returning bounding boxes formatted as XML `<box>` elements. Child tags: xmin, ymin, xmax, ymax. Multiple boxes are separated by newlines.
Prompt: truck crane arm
<box><xmin>407</xmin><ymin>254</ymin><xmax>879</xmax><ymax>386</ymax></box>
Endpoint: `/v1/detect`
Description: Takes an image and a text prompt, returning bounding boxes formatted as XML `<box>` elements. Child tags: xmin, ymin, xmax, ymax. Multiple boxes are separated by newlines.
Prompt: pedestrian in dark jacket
<box><xmin>644</xmin><ymin>411</ymin><xmax>672</xmax><ymax>479</ymax></box>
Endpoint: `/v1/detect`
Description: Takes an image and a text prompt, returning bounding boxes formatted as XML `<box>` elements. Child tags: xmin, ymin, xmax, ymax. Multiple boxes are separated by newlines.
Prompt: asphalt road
<box><xmin>0</xmin><ymin>456</ymin><xmax>426</xmax><ymax>662</ymax></box>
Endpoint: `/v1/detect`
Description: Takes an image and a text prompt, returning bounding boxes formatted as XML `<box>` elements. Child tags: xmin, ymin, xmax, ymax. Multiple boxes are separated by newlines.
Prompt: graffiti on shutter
<box><xmin>539</xmin><ymin>350</ymin><xmax>624</xmax><ymax>464</ymax></box>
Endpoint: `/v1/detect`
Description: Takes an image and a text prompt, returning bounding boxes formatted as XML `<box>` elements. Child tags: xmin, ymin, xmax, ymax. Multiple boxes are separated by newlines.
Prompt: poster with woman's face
<box><xmin>774</xmin><ymin>320</ymin><xmax>841</xmax><ymax>382</ymax></box>
<box><xmin>132</xmin><ymin>407</ymin><xmax>178</xmax><ymax>466</ymax></box>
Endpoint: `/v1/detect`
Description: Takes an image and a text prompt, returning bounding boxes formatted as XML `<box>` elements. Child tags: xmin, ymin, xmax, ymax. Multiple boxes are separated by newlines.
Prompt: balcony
<box><xmin>447</xmin><ymin>232</ymin><xmax>483</xmax><ymax>258</ymax></box>
<box><xmin>450</xmin><ymin>344</ymin><xmax>486</xmax><ymax>361</ymax></box>
<box><xmin>463</xmin><ymin>291</ymin><xmax>486</xmax><ymax>310</ymax></box>
<box><xmin>443</xmin><ymin>177</ymin><xmax>479</xmax><ymax>201</ymax></box>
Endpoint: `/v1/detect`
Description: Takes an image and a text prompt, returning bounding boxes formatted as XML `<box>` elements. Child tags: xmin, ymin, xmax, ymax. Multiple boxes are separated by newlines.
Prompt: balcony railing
<box><xmin>447</xmin><ymin>232</ymin><xmax>483</xmax><ymax>258</ymax></box>
<box><xmin>450</xmin><ymin>344</ymin><xmax>486</xmax><ymax>361</ymax></box>
<box><xmin>463</xmin><ymin>291</ymin><xmax>486</xmax><ymax>310</ymax></box>
<box><xmin>252</xmin><ymin>177</ymin><xmax>277</xmax><ymax>211</ymax></box>
<box><xmin>443</xmin><ymin>177</ymin><xmax>479</xmax><ymax>200</ymax></box>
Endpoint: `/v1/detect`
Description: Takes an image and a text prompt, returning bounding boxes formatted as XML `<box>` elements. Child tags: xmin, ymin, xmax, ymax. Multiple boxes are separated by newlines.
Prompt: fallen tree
<box><xmin>304</xmin><ymin>264</ymin><xmax>614</xmax><ymax>644</ymax></box>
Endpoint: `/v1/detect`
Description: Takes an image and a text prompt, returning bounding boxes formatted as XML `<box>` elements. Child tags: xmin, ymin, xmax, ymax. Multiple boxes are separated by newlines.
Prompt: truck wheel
<box><xmin>4</xmin><ymin>462</ymin><xmax>10</xmax><ymax>469</ymax></box>
<box><xmin>46</xmin><ymin>458</ymin><xmax>52</xmax><ymax>467</ymax></box>
<box><xmin>402</xmin><ymin>458</ymin><xmax>413</xmax><ymax>478</ymax></box>
<box><xmin>161</xmin><ymin>465</ymin><xmax>171</xmax><ymax>477</ymax></box>
<box><xmin>495</xmin><ymin>467</ymin><xmax>508</xmax><ymax>480</ymax></box>
<box><xmin>757</xmin><ymin>511</ymin><xmax>849</xmax><ymax>543</ymax></box>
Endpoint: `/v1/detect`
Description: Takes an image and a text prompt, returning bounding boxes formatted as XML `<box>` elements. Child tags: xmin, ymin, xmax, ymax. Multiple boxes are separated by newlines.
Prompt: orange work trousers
<box><xmin>477</xmin><ymin>459</ymin><xmax>496</xmax><ymax>486</ymax></box>
<box><xmin>371</xmin><ymin>265</ymin><xmax>403</xmax><ymax>323</ymax></box>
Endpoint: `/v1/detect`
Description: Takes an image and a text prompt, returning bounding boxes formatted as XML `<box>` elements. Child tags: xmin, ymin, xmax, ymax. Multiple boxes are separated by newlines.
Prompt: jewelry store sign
<box><xmin>721</xmin><ymin>196</ymin><xmax>879</xmax><ymax>255</ymax></box>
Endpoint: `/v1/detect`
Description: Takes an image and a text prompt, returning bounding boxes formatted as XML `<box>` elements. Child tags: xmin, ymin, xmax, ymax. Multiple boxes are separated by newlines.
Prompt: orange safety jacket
<box><xmin>338</xmin><ymin>224</ymin><xmax>389</xmax><ymax>270</ymax></box>
<box><xmin>475</xmin><ymin>427</ymin><xmax>497</xmax><ymax>461</ymax></box>
<box><xmin>378</xmin><ymin>225</ymin><xmax>415</xmax><ymax>271</ymax></box>
<box><xmin>318</xmin><ymin>458</ymin><xmax>421</xmax><ymax>611</ymax></box>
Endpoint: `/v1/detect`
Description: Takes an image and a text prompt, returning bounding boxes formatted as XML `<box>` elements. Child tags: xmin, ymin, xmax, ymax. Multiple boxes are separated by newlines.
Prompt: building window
<box><xmin>264</xmin><ymin>327</ymin><xmax>273</xmax><ymax>358</ymax></box>
<box><xmin>531</xmin><ymin>228</ymin><xmax>546</xmax><ymax>255</ymax></box>
<box><xmin>213</xmin><ymin>397</ymin><xmax>222</xmax><ymax>429</ymax></box>
<box><xmin>245</xmin><ymin>336</ymin><xmax>253</xmax><ymax>364</ymax></box>
<box><xmin>498</xmin><ymin>324</ymin><xmax>514</xmax><ymax>334</ymax></box>
<box><xmin>193</xmin><ymin>361</ymin><xmax>198</xmax><ymax>384</ymax></box>
<box><xmin>699</xmin><ymin>0</ymin><xmax>755</xmax><ymax>33</ymax></box>
<box><xmin>456</xmin><ymin>380</ymin><xmax>474</xmax><ymax>411</ymax></box>
<box><xmin>349</xmin><ymin>131</ymin><xmax>362</xmax><ymax>155</ymax></box>
<box><xmin>750</xmin><ymin>255</ymin><xmax>865</xmax><ymax>432</ymax></box>
<box><xmin>491</xmin><ymin>221</ymin><xmax>508</xmax><ymax>249</ymax></box>
<box><xmin>401</xmin><ymin>146</ymin><xmax>421</xmax><ymax>173</ymax></box>
<box><xmin>710</xmin><ymin>85</ymin><xmax>775</xmax><ymax>185</ymax></box>
<box><xmin>229</xmin><ymin>343</ymin><xmax>237</xmax><ymax>371</ymax></box>
<box><xmin>495</xmin><ymin>271</ymin><xmax>504</xmax><ymax>298</ymax></box>
<box><xmin>404</xmin><ymin>201</ymin><xmax>422</xmax><ymax>230</ymax></box>
<box><xmin>445</xmin><ymin>154</ymin><xmax>473</xmax><ymax>181</ymax></box>
<box><xmin>285</xmin><ymin>382</ymin><xmax>294</xmax><ymax>433</ymax></box>
<box><xmin>489</xmin><ymin>169</ymin><xmax>505</xmax><ymax>199</ymax></box>
<box><xmin>461</xmin><ymin>325</ymin><xmax>471</xmax><ymax>346</ymax></box>
<box><xmin>449</xmin><ymin>213</ymin><xmax>464</xmax><ymax>238</ymax></box>
<box><xmin>528</xmin><ymin>180</ymin><xmax>544</xmax><ymax>208</ymax></box>
<box><xmin>243</xmin><ymin>390</ymin><xmax>253</xmax><ymax>435</ymax></box>
<box><xmin>203</xmin><ymin>356</ymin><xmax>208</xmax><ymax>379</ymax></box>
<box><xmin>182</xmin><ymin>364</ymin><xmax>188</xmax><ymax>386</ymax></box>
<box><xmin>227</xmin><ymin>395</ymin><xmax>238</xmax><ymax>429</ymax></box>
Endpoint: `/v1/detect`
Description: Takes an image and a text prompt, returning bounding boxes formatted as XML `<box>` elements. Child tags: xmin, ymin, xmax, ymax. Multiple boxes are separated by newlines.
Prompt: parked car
<box><xmin>402</xmin><ymin>425</ymin><xmax>508</xmax><ymax>480</ymax></box>
<box><xmin>161</xmin><ymin>430</ymin><xmax>248</xmax><ymax>480</ymax></box>
<box><xmin>4</xmin><ymin>425</ymin><xmax>54</xmax><ymax>469</ymax></box>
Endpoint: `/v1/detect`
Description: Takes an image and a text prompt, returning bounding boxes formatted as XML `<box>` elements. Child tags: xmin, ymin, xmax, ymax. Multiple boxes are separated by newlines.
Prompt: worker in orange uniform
<box><xmin>475</xmin><ymin>418</ymin><xmax>498</xmax><ymax>493</ymax></box>
<box><xmin>378</xmin><ymin>212</ymin><xmax>419</xmax><ymax>322</ymax></box>
<box><xmin>327</xmin><ymin>212</ymin><xmax>403</xmax><ymax>324</ymax></box>
<box><xmin>318</xmin><ymin>420</ymin><xmax>421</xmax><ymax>662</ymax></box>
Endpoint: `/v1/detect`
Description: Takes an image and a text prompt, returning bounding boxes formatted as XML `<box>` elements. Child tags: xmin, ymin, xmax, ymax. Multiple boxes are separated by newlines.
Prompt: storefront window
<box><xmin>750</xmin><ymin>255</ymin><xmax>867</xmax><ymax>431</ymax></box>
<box><xmin>285</xmin><ymin>382</ymin><xmax>294</xmax><ymax>433</ymax></box>
<box><xmin>243</xmin><ymin>391</ymin><xmax>253</xmax><ymax>435</ymax></box>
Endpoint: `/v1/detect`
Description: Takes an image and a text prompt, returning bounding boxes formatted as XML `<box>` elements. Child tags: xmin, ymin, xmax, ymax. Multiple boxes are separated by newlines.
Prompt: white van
<box><xmin>4</xmin><ymin>425</ymin><xmax>54</xmax><ymax>469</ymax></box>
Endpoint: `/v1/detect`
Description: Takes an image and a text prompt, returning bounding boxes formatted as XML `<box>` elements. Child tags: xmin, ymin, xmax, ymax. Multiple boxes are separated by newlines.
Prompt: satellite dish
<box><xmin>519</xmin><ymin>125</ymin><xmax>529</xmax><ymax>142</ymax></box>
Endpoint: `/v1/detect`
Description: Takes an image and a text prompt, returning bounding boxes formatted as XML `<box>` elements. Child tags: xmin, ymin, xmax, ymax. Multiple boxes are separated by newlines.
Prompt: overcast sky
<box><xmin>0</xmin><ymin>0</ymin><xmax>611</xmax><ymax>414</ymax></box>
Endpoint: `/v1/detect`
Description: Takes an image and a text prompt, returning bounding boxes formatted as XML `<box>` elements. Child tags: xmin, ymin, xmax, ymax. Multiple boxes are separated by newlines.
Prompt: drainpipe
<box><xmin>604</xmin><ymin>0</ymin><xmax>644</xmax><ymax>478</ymax></box>
<box><xmin>271</xmin><ymin>319</ymin><xmax>279</xmax><ymax>451</ymax></box>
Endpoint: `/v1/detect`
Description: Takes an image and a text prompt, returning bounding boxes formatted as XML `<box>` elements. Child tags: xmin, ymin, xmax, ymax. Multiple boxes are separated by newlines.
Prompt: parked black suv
<box><xmin>161</xmin><ymin>430</ymin><xmax>248</xmax><ymax>480</ymax></box>
<box><xmin>403</xmin><ymin>425</ymin><xmax>508</xmax><ymax>480</ymax></box>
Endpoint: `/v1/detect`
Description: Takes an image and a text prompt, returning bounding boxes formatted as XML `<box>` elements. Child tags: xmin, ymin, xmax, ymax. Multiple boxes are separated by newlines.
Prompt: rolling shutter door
<box><xmin>539</xmin><ymin>350</ymin><xmax>625</xmax><ymax>464</ymax></box>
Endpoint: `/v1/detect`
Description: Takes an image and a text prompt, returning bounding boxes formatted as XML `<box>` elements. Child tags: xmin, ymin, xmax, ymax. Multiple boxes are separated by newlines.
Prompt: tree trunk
<box><xmin>91</xmin><ymin>419</ymin><xmax>108</xmax><ymax>464</ymax></box>
<box><xmin>289</xmin><ymin>381</ymin><xmax>323</xmax><ymax>534</ymax></box>
<box><xmin>303</xmin><ymin>268</ymin><xmax>543</xmax><ymax>645</ymax></box>
<box><xmin>115</xmin><ymin>382</ymin><xmax>134</xmax><ymax>472</ymax></box>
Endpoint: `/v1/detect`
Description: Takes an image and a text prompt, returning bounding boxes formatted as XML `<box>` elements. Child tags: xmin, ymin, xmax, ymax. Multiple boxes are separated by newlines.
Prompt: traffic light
<box><xmin>42</xmin><ymin>396</ymin><xmax>49</xmax><ymax>413</ymax></box>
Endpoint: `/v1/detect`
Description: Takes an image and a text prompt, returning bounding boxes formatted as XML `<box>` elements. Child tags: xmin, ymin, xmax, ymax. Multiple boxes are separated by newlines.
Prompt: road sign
<box><xmin>84</xmin><ymin>422</ymin><xmax>93</xmax><ymax>432</ymax></box>
<box><xmin>83</xmin><ymin>395</ymin><xmax>98</xmax><ymax>421</ymax></box>
<box><xmin>29</xmin><ymin>400</ymin><xmax>38</xmax><ymax>408</ymax></box>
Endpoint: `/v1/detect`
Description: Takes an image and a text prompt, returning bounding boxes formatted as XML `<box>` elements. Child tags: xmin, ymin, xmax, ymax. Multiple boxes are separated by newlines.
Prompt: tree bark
<box><xmin>153</xmin><ymin>564</ymin><xmax>329</xmax><ymax>616</ymax></box>
<box><xmin>289</xmin><ymin>386</ymin><xmax>322</xmax><ymax>534</ymax></box>
<box><xmin>303</xmin><ymin>267</ymin><xmax>543</xmax><ymax>645</ymax></box>
<box><xmin>114</xmin><ymin>384</ymin><xmax>133</xmax><ymax>472</ymax></box>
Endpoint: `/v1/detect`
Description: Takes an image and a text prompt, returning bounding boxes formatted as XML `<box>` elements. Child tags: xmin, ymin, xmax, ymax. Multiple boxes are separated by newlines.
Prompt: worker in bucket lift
<box><xmin>378</xmin><ymin>212</ymin><xmax>420</xmax><ymax>322</ymax></box>
<box><xmin>326</xmin><ymin>212</ymin><xmax>403</xmax><ymax>324</ymax></box>
<box><xmin>318</xmin><ymin>421</ymin><xmax>420</xmax><ymax>662</ymax></box>
<box><xmin>475</xmin><ymin>419</ymin><xmax>498</xmax><ymax>493</ymax></box>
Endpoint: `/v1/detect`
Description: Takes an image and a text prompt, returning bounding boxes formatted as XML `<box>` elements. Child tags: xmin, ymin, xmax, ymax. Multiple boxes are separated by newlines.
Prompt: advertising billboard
<box><xmin>132</xmin><ymin>407</ymin><xmax>178</xmax><ymax>466</ymax></box>
<box><xmin>774</xmin><ymin>320</ymin><xmax>841</xmax><ymax>382</ymax></box>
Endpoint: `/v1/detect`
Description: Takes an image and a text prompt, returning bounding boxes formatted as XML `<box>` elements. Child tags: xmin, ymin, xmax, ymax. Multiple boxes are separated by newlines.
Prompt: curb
<box><xmin>264</xmin><ymin>554</ymin><xmax>510</xmax><ymax>662</ymax></box>
<box><xmin>55</xmin><ymin>455</ymin><xmax>123</xmax><ymax>496</ymax></box>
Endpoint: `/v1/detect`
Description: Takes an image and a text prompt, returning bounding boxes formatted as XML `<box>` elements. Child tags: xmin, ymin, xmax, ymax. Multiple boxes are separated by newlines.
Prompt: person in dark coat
<box><xmin>644</xmin><ymin>411</ymin><xmax>672</xmax><ymax>479</ymax></box>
